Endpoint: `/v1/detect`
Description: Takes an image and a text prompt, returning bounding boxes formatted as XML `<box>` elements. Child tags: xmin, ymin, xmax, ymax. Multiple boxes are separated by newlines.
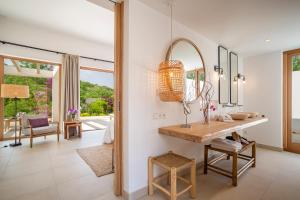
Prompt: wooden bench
<box><xmin>204</xmin><ymin>140</ymin><xmax>256</xmax><ymax>186</ymax></box>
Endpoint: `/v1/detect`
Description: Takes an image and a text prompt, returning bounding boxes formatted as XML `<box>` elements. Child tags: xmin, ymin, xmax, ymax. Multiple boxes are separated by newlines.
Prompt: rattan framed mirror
<box><xmin>165</xmin><ymin>38</ymin><xmax>206</xmax><ymax>104</ymax></box>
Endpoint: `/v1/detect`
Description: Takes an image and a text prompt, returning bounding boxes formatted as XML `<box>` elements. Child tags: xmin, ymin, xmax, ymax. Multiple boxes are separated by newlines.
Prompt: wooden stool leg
<box><xmin>148</xmin><ymin>157</ymin><xmax>154</xmax><ymax>195</ymax></box>
<box><xmin>190</xmin><ymin>159</ymin><xmax>197</xmax><ymax>199</ymax></box>
<box><xmin>64</xmin><ymin>126</ymin><xmax>67</xmax><ymax>139</ymax></box>
<box><xmin>167</xmin><ymin>172</ymin><xmax>171</xmax><ymax>185</ymax></box>
<box><xmin>252</xmin><ymin>142</ymin><xmax>256</xmax><ymax>167</ymax></box>
<box><xmin>232</xmin><ymin>152</ymin><xmax>238</xmax><ymax>186</ymax></box>
<box><xmin>79</xmin><ymin>124</ymin><xmax>82</xmax><ymax>137</ymax></box>
<box><xmin>67</xmin><ymin>126</ymin><xmax>70</xmax><ymax>140</ymax></box>
<box><xmin>227</xmin><ymin>154</ymin><xmax>230</xmax><ymax>160</ymax></box>
<box><xmin>204</xmin><ymin>145</ymin><xmax>208</xmax><ymax>174</ymax></box>
<box><xmin>170</xmin><ymin>167</ymin><xmax>177</xmax><ymax>200</ymax></box>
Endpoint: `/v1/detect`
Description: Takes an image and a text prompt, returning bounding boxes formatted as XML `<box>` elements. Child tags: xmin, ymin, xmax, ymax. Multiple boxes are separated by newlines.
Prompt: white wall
<box><xmin>0</xmin><ymin>17</ymin><xmax>114</xmax><ymax>127</ymax></box>
<box><xmin>0</xmin><ymin>17</ymin><xmax>114</xmax><ymax>69</ymax></box>
<box><xmin>123</xmin><ymin>0</ymin><xmax>244</xmax><ymax>195</ymax></box>
<box><xmin>243</xmin><ymin>51</ymin><xmax>283</xmax><ymax>148</ymax></box>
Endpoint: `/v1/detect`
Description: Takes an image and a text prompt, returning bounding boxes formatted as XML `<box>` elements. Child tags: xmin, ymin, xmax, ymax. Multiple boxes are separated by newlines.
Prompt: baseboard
<box><xmin>123</xmin><ymin>161</ymin><xmax>205</xmax><ymax>200</ymax></box>
<box><xmin>257</xmin><ymin>143</ymin><xmax>283</xmax><ymax>152</ymax></box>
<box><xmin>123</xmin><ymin>187</ymin><xmax>148</xmax><ymax>200</ymax></box>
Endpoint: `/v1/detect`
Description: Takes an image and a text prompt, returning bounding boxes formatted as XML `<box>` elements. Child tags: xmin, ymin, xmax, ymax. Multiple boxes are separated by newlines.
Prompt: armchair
<box><xmin>18</xmin><ymin>113</ymin><xmax>60</xmax><ymax>148</ymax></box>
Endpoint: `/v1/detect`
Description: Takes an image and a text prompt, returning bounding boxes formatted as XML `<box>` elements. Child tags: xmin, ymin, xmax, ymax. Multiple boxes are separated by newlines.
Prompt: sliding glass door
<box><xmin>284</xmin><ymin>49</ymin><xmax>300</xmax><ymax>153</ymax></box>
<box><xmin>0</xmin><ymin>56</ymin><xmax>61</xmax><ymax>140</ymax></box>
<box><xmin>79</xmin><ymin>66</ymin><xmax>114</xmax><ymax>133</ymax></box>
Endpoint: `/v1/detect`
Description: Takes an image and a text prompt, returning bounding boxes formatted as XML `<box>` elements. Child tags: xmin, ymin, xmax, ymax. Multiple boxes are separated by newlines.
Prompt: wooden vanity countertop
<box><xmin>158</xmin><ymin>117</ymin><xmax>268</xmax><ymax>143</ymax></box>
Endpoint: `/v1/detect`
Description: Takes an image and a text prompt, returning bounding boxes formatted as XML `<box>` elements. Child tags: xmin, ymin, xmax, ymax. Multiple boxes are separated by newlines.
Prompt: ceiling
<box><xmin>140</xmin><ymin>0</ymin><xmax>300</xmax><ymax>57</ymax></box>
<box><xmin>0</xmin><ymin>0</ymin><xmax>114</xmax><ymax>46</ymax></box>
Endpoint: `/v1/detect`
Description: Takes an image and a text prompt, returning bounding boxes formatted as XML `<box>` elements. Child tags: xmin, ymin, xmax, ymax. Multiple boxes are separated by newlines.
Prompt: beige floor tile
<box><xmin>261</xmin><ymin>169</ymin><xmax>300</xmax><ymax>200</ymax></box>
<box><xmin>57</xmin><ymin>174</ymin><xmax>114</xmax><ymax>200</ymax></box>
<box><xmin>0</xmin><ymin>131</ymin><xmax>115</xmax><ymax>200</ymax></box>
<box><xmin>143</xmin><ymin>148</ymin><xmax>300</xmax><ymax>200</ymax></box>
<box><xmin>2</xmin><ymin>133</ymin><xmax>300</xmax><ymax>200</ymax></box>
<box><xmin>11</xmin><ymin>185</ymin><xmax>60</xmax><ymax>200</ymax></box>
<box><xmin>7</xmin><ymin>150</ymin><xmax>49</xmax><ymax>166</ymax></box>
<box><xmin>52</xmin><ymin>161</ymin><xmax>94</xmax><ymax>184</ymax></box>
<box><xmin>0</xmin><ymin>170</ymin><xmax>55</xmax><ymax>200</ymax></box>
<box><xmin>0</xmin><ymin>145</ymin><xmax>14</xmax><ymax>157</ymax></box>
<box><xmin>50</xmin><ymin>150</ymin><xmax>83</xmax><ymax>168</ymax></box>
<box><xmin>0</xmin><ymin>158</ymin><xmax>52</xmax><ymax>180</ymax></box>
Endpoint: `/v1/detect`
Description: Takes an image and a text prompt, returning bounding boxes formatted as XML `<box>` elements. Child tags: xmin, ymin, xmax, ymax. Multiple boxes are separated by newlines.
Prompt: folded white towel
<box><xmin>211</xmin><ymin>138</ymin><xmax>242</xmax><ymax>152</ymax></box>
<box><xmin>104</xmin><ymin>119</ymin><xmax>114</xmax><ymax>144</ymax></box>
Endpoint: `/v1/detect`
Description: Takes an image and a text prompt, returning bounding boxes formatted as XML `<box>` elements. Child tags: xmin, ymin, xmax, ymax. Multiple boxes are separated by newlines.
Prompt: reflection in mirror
<box><xmin>230</xmin><ymin>52</ymin><xmax>238</xmax><ymax>104</ymax></box>
<box><xmin>166</xmin><ymin>39</ymin><xmax>205</xmax><ymax>103</ymax></box>
<box><xmin>218</xmin><ymin>46</ymin><xmax>229</xmax><ymax>104</ymax></box>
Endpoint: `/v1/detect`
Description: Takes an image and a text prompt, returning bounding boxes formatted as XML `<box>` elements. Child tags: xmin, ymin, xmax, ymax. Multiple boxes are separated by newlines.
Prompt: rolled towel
<box><xmin>211</xmin><ymin>138</ymin><xmax>243</xmax><ymax>152</ymax></box>
<box><xmin>104</xmin><ymin>119</ymin><xmax>114</xmax><ymax>144</ymax></box>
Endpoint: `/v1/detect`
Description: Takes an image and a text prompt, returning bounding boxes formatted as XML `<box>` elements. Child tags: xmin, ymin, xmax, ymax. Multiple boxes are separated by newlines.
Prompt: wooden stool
<box><xmin>148</xmin><ymin>151</ymin><xmax>196</xmax><ymax>200</ymax></box>
<box><xmin>204</xmin><ymin>140</ymin><xmax>256</xmax><ymax>186</ymax></box>
<box><xmin>66</xmin><ymin>123</ymin><xmax>82</xmax><ymax>139</ymax></box>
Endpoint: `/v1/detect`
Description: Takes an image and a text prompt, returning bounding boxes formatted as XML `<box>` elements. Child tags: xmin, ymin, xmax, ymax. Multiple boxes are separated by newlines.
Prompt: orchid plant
<box><xmin>68</xmin><ymin>108</ymin><xmax>78</xmax><ymax>120</ymax></box>
<box><xmin>210</xmin><ymin>104</ymin><xmax>217</xmax><ymax>112</ymax></box>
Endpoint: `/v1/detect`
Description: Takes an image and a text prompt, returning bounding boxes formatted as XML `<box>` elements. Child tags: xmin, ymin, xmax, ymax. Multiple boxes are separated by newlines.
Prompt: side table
<box><xmin>64</xmin><ymin>121</ymin><xmax>82</xmax><ymax>139</ymax></box>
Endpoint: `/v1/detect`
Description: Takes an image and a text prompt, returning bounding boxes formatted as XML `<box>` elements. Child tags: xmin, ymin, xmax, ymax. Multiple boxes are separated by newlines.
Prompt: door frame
<box><xmin>114</xmin><ymin>2</ymin><xmax>124</xmax><ymax>196</ymax></box>
<box><xmin>283</xmin><ymin>48</ymin><xmax>300</xmax><ymax>153</ymax></box>
<box><xmin>0</xmin><ymin>55</ymin><xmax>62</xmax><ymax>141</ymax></box>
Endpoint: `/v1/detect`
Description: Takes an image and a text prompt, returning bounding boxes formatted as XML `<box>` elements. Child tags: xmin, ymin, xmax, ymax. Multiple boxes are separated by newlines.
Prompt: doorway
<box><xmin>0</xmin><ymin>1</ymin><xmax>124</xmax><ymax>197</ymax></box>
<box><xmin>283</xmin><ymin>48</ymin><xmax>300</xmax><ymax>153</ymax></box>
<box><xmin>0</xmin><ymin>56</ymin><xmax>61</xmax><ymax>141</ymax></box>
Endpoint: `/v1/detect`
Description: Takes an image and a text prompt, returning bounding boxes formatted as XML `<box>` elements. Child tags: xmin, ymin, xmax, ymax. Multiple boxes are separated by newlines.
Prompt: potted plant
<box><xmin>68</xmin><ymin>108</ymin><xmax>78</xmax><ymax>121</ymax></box>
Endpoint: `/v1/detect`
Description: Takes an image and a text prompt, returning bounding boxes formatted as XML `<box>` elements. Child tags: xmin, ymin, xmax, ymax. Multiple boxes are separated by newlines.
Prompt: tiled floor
<box><xmin>140</xmin><ymin>148</ymin><xmax>300</xmax><ymax>200</ymax></box>
<box><xmin>1</xmin><ymin>134</ymin><xmax>300</xmax><ymax>200</ymax></box>
<box><xmin>0</xmin><ymin>131</ymin><xmax>120</xmax><ymax>200</ymax></box>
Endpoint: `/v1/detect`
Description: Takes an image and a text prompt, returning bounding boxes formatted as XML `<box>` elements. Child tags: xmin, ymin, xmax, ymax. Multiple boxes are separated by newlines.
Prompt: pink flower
<box><xmin>209</xmin><ymin>104</ymin><xmax>217</xmax><ymax>111</ymax></box>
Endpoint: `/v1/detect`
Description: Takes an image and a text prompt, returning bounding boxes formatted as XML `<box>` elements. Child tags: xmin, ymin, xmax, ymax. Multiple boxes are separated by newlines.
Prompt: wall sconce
<box><xmin>233</xmin><ymin>73</ymin><xmax>246</xmax><ymax>84</ymax></box>
<box><xmin>214</xmin><ymin>65</ymin><xmax>224</xmax><ymax>78</ymax></box>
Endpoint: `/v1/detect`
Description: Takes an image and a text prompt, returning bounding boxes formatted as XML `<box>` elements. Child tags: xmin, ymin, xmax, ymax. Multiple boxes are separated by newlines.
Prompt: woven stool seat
<box><xmin>153</xmin><ymin>152</ymin><xmax>192</xmax><ymax>170</ymax></box>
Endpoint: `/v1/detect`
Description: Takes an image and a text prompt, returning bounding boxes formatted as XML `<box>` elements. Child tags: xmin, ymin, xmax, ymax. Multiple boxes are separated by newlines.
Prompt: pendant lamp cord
<box><xmin>170</xmin><ymin>1</ymin><xmax>173</xmax><ymax>61</ymax></box>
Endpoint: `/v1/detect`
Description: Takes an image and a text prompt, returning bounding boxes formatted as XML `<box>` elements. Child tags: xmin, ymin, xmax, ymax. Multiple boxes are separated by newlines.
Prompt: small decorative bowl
<box><xmin>229</xmin><ymin>113</ymin><xmax>250</xmax><ymax>120</ymax></box>
<box><xmin>238</xmin><ymin>112</ymin><xmax>259</xmax><ymax>118</ymax></box>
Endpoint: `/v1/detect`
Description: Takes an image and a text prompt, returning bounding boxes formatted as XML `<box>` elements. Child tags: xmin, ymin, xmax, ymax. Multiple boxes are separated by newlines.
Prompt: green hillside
<box><xmin>80</xmin><ymin>81</ymin><xmax>114</xmax><ymax>116</ymax></box>
<box><xmin>4</xmin><ymin>75</ymin><xmax>52</xmax><ymax>118</ymax></box>
<box><xmin>3</xmin><ymin>75</ymin><xmax>113</xmax><ymax>118</ymax></box>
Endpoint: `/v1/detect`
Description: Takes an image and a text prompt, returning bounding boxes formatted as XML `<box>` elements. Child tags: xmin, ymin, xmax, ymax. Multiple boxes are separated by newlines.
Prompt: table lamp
<box><xmin>1</xmin><ymin>84</ymin><xmax>29</xmax><ymax>147</ymax></box>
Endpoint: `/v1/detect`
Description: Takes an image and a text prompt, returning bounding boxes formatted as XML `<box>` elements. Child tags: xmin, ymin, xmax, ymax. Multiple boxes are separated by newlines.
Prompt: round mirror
<box><xmin>166</xmin><ymin>38</ymin><xmax>205</xmax><ymax>103</ymax></box>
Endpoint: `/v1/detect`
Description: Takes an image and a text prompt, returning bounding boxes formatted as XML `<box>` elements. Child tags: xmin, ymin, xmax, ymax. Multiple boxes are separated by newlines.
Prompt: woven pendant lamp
<box><xmin>158</xmin><ymin>1</ymin><xmax>184</xmax><ymax>102</ymax></box>
<box><xmin>159</xmin><ymin>60</ymin><xmax>184</xmax><ymax>101</ymax></box>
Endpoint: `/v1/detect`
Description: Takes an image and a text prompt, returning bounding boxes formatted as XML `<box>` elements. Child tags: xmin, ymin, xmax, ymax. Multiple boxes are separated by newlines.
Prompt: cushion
<box><xmin>28</xmin><ymin>118</ymin><xmax>49</xmax><ymax>128</ymax></box>
<box><xmin>32</xmin><ymin>124</ymin><xmax>58</xmax><ymax>135</ymax></box>
<box><xmin>18</xmin><ymin>113</ymin><xmax>48</xmax><ymax>128</ymax></box>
